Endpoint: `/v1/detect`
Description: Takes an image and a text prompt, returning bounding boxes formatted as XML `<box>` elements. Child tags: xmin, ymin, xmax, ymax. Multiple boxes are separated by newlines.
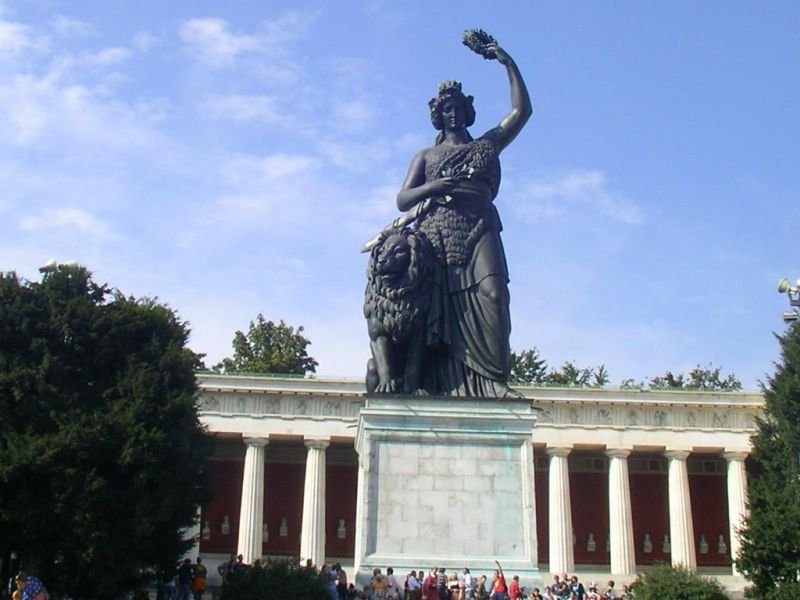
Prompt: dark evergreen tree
<box><xmin>737</xmin><ymin>322</ymin><xmax>800</xmax><ymax>598</ymax></box>
<box><xmin>0</xmin><ymin>265</ymin><xmax>210</xmax><ymax>598</ymax></box>
<box><xmin>213</xmin><ymin>314</ymin><xmax>318</xmax><ymax>375</ymax></box>
<box><xmin>509</xmin><ymin>348</ymin><xmax>548</xmax><ymax>385</ymax></box>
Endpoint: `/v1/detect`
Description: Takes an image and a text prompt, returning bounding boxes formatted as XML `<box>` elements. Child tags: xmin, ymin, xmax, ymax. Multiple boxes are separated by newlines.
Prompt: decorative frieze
<box><xmin>198</xmin><ymin>392</ymin><xmax>363</xmax><ymax>420</ymax></box>
<box><xmin>533</xmin><ymin>400</ymin><xmax>757</xmax><ymax>432</ymax></box>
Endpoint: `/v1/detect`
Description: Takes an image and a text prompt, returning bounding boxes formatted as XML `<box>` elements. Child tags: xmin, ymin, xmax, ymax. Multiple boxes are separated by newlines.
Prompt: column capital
<box><xmin>664</xmin><ymin>449</ymin><xmax>691</xmax><ymax>460</ymax></box>
<box><xmin>545</xmin><ymin>446</ymin><xmax>572</xmax><ymax>457</ymax></box>
<box><xmin>304</xmin><ymin>437</ymin><xmax>331</xmax><ymax>450</ymax></box>
<box><xmin>243</xmin><ymin>436</ymin><xmax>269</xmax><ymax>448</ymax></box>
<box><xmin>605</xmin><ymin>448</ymin><xmax>632</xmax><ymax>459</ymax></box>
<box><xmin>722</xmin><ymin>451</ymin><xmax>749</xmax><ymax>462</ymax></box>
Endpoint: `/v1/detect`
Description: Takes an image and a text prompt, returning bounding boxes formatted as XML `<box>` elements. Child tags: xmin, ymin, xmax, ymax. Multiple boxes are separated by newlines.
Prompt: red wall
<box><xmin>198</xmin><ymin>449</ymin><xmax>358</xmax><ymax>561</ymax></box>
<box><xmin>689</xmin><ymin>472</ymin><xmax>731</xmax><ymax>566</ymax></box>
<box><xmin>535</xmin><ymin>467</ymin><xmax>549</xmax><ymax>564</ymax></box>
<box><xmin>263</xmin><ymin>462</ymin><xmax>305</xmax><ymax>556</ymax></box>
<box><xmin>570</xmin><ymin>471</ymin><xmax>609</xmax><ymax>565</ymax></box>
<box><xmin>630</xmin><ymin>472</ymin><xmax>669</xmax><ymax>565</ymax></box>
<box><xmin>325</xmin><ymin>464</ymin><xmax>358</xmax><ymax>558</ymax></box>
<box><xmin>199</xmin><ymin>459</ymin><xmax>244</xmax><ymax>555</ymax></box>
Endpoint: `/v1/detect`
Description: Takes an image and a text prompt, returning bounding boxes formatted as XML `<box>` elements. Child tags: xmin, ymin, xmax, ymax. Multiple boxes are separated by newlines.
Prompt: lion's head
<box><xmin>371</xmin><ymin>231</ymin><xmax>425</xmax><ymax>295</ymax></box>
<box><xmin>364</xmin><ymin>228</ymin><xmax>431</xmax><ymax>340</ymax></box>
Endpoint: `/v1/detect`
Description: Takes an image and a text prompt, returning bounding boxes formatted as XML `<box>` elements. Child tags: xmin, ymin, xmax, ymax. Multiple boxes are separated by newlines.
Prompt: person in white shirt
<box><xmin>406</xmin><ymin>570</ymin><xmax>421</xmax><ymax>600</ymax></box>
<box><xmin>461</xmin><ymin>568</ymin><xmax>475</xmax><ymax>600</ymax></box>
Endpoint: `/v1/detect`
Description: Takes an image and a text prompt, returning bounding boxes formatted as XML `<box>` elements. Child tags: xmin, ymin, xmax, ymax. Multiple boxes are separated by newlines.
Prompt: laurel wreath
<box><xmin>462</xmin><ymin>29</ymin><xmax>497</xmax><ymax>60</ymax></box>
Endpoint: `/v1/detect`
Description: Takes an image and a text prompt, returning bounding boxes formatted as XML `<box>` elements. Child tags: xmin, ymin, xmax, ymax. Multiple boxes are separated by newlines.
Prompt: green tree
<box><xmin>687</xmin><ymin>364</ymin><xmax>742</xmax><ymax>391</ymax></box>
<box><xmin>509</xmin><ymin>348</ymin><xmax>548</xmax><ymax>385</ymax></box>
<box><xmin>648</xmin><ymin>364</ymin><xmax>741</xmax><ymax>391</ymax></box>
<box><xmin>592</xmin><ymin>364</ymin><xmax>610</xmax><ymax>388</ymax></box>
<box><xmin>545</xmin><ymin>361</ymin><xmax>609</xmax><ymax>388</ymax></box>
<box><xmin>0</xmin><ymin>265</ymin><xmax>210</xmax><ymax>598</ymax></box>
<box><xmin>631</xmin><ymin>564</ymin><xmax>727</xmax><ymax>600</ymax></box>
<box><xmin>649</xmin><ymin>371</ymin><xmax>686</xmax><ymax>389</ymax></box>
<box><xmin>219</xmin><ymin>559</ymin><xmax>328</xmax><ymax>600</ymax></box>
<box><xmin>737</xmin><ymin>323</ymin><xmax>800</xmax><ymax>598</ymax></box>
<box><xmin>620</xmin><ymin>378</ymin><xmax>644</xmax><ymax>390</ymax></box>
<box><xmin>214</xmin><ymin>314</ymin><xmax>318</xmax><ymax>375</ymax></box>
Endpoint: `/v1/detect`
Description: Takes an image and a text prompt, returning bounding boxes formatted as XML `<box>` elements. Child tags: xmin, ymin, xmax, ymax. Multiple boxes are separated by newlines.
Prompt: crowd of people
<box><xmin>171</xmin><ymin>556</ymin><xmax>639</xmax><ymax>600</ymax></box>
<box><xmin>159</xmin><ymin>557</ymin><xmax>207</xmax><ymax>600</ymax></box>
<box><xmin>330</xmin><ymin>565</ymin><xmax>639</xmax><ymax>600</ymax></box>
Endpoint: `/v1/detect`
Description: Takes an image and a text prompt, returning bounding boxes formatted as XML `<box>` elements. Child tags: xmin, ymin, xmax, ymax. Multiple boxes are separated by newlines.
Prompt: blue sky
<box><xmin>1</xmin><ymin>1</ymin><xmax>798</xmax><ymax>389</ymax></box>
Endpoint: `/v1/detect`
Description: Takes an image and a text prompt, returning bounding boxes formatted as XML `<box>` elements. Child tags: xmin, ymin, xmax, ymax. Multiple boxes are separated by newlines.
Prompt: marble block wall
<box><xmin>353</xmin><ymin>397</ymin><xmax>541</xmax><ymax>585</ymax></box>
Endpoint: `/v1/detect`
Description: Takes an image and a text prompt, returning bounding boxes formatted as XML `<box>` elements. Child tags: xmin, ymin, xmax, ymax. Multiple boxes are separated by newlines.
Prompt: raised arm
<box><xmin>484</xmin><ymin>44</ymin><xmax>532</xmax><ymax>153</ymax></box>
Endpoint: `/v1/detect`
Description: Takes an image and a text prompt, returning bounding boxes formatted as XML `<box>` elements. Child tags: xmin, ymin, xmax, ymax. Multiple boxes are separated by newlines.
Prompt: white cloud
<box><xmin>20</xmin><ymin>207</ymin><xmax>113</xmax><ymax>239</ymax></box>
<box><xmin>333</xmin><ymin>98</ymin><xmax>377</xmax><ymax>131</ymax></box>
<box><xmin>86</xmin><ymin>46</ymin><xmax>130</xmax><ymax>67</ymax></box>
<box><xmin>49</xmin><ymin>15</ymin><xmax>93</xmax><ymax>38</ymax></box>
<box><xmin>132</xmin><ymin>30</ymin><xmax>158</xmax><ymax>52</ymax></box>
<box><xmin>201</xmin><ymin>94</ymin><xmax>283</xmax><ymax>124</ymax></box>
<box><xmin>220</xmin><ymin>153</ymin><xmax>318</xmax><ymax>186</ymax></box>
<box><xmin>0</xmin><ymin>19</ymin><xmax>48</xmax><ymax>58</ymax></box>
<box><xmin>179</xmin><ymin>18</ymin><xmax>261</xmax><ymax>67</ymax></box>
<box><xmin>514</xmin><ymin>169</ymin><xmax>644</xmax><ymax>225</ymax></box>
<box><xmin>0</xmin><ymin>69</ymin><xmax>166</xmax><ymax>152</ymax></box>
<box><xmin>260</xmin><ymin>10</ymin><xmax>317</xmax><ymax>43</ymax></box>
<box><xmin>178</xmin><ymin>11</ymin><xmax>317</xmax><ymax>70</ymax></box>
<box><xmin>316</xmin><ymin>137</ymin><xmax>393</xmax><ymax>172</ymax></box>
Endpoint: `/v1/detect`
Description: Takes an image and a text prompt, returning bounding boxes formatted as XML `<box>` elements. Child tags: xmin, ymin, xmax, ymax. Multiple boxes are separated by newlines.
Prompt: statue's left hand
<box><xmin>488</xmin><ymin>43</ymin><xmax>513</xmax><ymax>66</ymax></box>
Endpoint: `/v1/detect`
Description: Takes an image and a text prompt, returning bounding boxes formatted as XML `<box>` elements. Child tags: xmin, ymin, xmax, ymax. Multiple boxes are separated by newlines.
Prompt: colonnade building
<box><xmin>191</xmin><ymin>373</ymin><xmax>760</xmax><ymax>585</ymax></box>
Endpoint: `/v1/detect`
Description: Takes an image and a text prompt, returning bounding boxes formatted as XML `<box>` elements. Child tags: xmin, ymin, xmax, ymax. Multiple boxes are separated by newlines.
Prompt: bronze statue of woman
<box><xmin>395</xmin><ymin>34</ymin><xmax>532</xmax><ymax>397</ymax></box>
<box><xmin>363</xmin><ymin>32</ymin><xmax>531</xmax><ymax>397</ymax></box>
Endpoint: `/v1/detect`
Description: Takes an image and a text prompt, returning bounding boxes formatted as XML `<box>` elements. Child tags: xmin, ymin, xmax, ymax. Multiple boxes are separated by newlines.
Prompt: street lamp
<box><xmin>777</xmin><ymin>278</ymin><xmax>800</xmax><ymax>322</ymax></box>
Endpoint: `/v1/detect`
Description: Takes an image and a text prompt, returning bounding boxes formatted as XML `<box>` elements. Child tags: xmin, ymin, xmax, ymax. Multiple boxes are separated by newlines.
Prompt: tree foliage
<box><xmin>509</xmin><ymin>349</ymin><xmax>610</xmax><ymax>388</ymax></box>
<box><xmin>648</xmin><ymin>364</ymin><xmax>742</xmax><ymax>391</ymax></box>
<box><xmin>0</xmin><ymin>266</ymin><xmax>211</xmax><ymax>598</ymax></box>
<box><xmin>631</xmin><ymin>564</ymin><xmax>727</xmax><ymax>600</ymax></box>
<box><xmin>509</xmin><ymin>348</ymin><xmax>548</xmax><ymax>385</ymax></box>
<box><xmin>737</xmin><ymin>323</ymin><xmax>800</xmax><ymax>598</ymax></box>
<box><xmin>214</xmin><ymin>314</ymin><xmax>318</xmax><ymax>375</ymax></box>
<box><xmin>219</xmin><ymin>559</ymin><xmax>328</xmax><ymax>600</ymax></box>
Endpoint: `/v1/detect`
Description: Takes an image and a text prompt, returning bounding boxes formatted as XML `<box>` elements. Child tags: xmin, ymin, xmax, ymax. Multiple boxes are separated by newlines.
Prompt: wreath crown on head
<box><xmin>428</xmin><ymin>80</ymin><xmax>476</xmax><ymax>131</ymax></box>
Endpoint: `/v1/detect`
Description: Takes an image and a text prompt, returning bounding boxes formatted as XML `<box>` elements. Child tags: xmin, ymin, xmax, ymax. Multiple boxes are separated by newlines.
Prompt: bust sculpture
<box><xmin>363</xmin><ymin>30</ymin><xmax>531</xmax><ymax>398</ymax></box>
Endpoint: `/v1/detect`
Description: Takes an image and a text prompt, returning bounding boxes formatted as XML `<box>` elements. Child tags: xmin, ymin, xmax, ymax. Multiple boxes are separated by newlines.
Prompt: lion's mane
<box><xmin>364</xmin><ymin>230</ymin><xmax>432</xmax><ymax>343</ymax></box>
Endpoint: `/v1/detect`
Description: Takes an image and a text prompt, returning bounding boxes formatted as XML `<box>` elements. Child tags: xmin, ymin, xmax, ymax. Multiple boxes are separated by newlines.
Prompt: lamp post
<box><xmin>777</xmin><ymin>278</ymin><xmax>800</xmax><ymax>472</ymax></box>
<box><xmin>777</xmin><ymin>277</ymin><xmax>800</xmax><ymax>323</ymax></box>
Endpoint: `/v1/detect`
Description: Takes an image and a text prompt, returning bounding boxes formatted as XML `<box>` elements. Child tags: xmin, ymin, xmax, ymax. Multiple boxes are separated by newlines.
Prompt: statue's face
<box><xmin>441</xmin><ymin>98</ymin><xmax>466</xmax><ymax>131</ymax></box>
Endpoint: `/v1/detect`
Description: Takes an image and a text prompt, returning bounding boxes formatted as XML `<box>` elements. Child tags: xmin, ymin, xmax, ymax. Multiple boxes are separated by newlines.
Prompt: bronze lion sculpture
<box><xmin>364</xmin><ymin>229</ymin><xmax>432</xmax><ymax>394</ymax></box>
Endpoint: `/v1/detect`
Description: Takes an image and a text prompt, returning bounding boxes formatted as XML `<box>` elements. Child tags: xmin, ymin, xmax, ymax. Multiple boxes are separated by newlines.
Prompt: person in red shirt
<box><xmin>422</xmin><ymin>568</ymin><xmax>437</xmax><ymax>600</ymax></box>
<box><xmin>507</xmin><ymin>575</ymin><xmax>521</xmax><ymax>600</ymax></box>
<box><xmin>490</xmin><ymin>562</ymin><xmax>507</xmax><ymax>600</ymax></box>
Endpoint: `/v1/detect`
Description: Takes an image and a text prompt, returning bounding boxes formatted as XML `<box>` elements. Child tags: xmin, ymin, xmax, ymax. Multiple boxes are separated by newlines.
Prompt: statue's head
<box><xmin>428</xmin><ymin>80</ymin><xmax>475</xmax><ymax>132</ymax></box>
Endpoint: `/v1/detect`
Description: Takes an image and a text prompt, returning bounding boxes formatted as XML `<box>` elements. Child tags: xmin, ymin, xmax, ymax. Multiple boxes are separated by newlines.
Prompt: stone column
<box><xmin>183</xmin><ymin>506</ymin><xmax>202</xmax><ymax>560</ymax></box>
<box><xmin>300</xmin><ymin>437</ymin><xmax>330</xmax><ymax>568</ymax></box>
<box><xmin>665</xmin><ymin>449</ymin><xmax>696</xmax><ymax>568</ymax></box>
<box><xmin>237</xmin><ymin>437</ymin><xmax>269</xmax><ymax>564</ymax></box>
<box><xmin>606</xmin><ymin>448</ymin><xmax>636</xmax><ymax>575</ymax></box>
<box><xmin>547</xmin><ymin>446</ymin><xmax>574</xmax><ymax>574</ymax></box>
<box><xmin>724</xmin><ymin>451</ymin><xmax>749</xmax><ymax>575</ymax></box>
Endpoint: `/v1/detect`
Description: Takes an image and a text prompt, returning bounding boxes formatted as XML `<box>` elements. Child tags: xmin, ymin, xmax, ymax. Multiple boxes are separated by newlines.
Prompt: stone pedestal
<box><xmin>353</xmin><ymin>396</ymin><xmax>541</xmax><ymax>586</ymax></box>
